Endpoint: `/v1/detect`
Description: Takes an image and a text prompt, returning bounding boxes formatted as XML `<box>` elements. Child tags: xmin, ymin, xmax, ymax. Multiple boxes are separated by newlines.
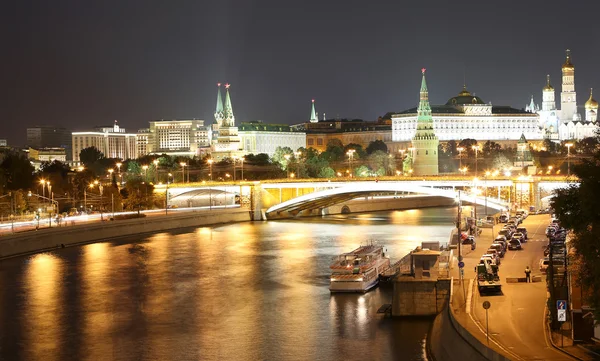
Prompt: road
<box><xmin>465</xmin><ymin>214</ymin><xmax>576</xmax><ymax>360</ymax></box>
<box><xmin>0</xmin><ymin>205</ymin><xmax>240</xmax><ymax>235</ymax></box>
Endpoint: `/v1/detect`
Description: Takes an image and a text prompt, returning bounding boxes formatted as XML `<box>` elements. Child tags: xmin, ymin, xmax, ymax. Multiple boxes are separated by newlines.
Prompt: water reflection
<box><xmin>0</xmin><ymin>208</ymin><xmax>456</xmax><ymax>361</ymax></box>
<box><xmin>23</xmin><ymin>253</ymin><xmax>64</xmax><ymax>361</ymax></box>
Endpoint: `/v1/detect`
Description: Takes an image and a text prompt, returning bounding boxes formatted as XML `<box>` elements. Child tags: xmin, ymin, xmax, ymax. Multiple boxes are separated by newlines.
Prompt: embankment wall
<box><xmin>0</xmin><ymin>209</ymin><xmax>250</xmax><ymax>259</ymax></box>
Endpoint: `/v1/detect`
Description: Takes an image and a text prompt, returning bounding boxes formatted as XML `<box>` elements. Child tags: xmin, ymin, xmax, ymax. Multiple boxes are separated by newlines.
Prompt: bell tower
<box><xmin>560</xmin><ymin>49</ymin><xmax>577</xmax><ymax>122</ymax></box>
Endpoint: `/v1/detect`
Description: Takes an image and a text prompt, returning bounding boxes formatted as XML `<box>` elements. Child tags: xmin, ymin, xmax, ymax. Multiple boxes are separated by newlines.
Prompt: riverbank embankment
<box><xmin>0</xmin><ymin>209</ymin><xmax>250</xmax><ymax>259</ymax></box>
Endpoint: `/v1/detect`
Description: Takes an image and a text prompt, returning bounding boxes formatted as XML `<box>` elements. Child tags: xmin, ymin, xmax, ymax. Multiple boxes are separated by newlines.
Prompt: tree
<box><xmin>491</xmin><ymin>154</ymin><xmax>512</xmax><ymax>171</ymax></box>
<box><xmin>366</xmin><ymin>140</ymin><xmax>388</xmax><ymax>155</ymax></box>
<box><xmin>79</xmin><ymin>147</ymin><xmax>104</xmax><ymax>166</ymax></box>
<box><xmin>343</xmin><ymin>143</ymin><xmax>366</xmax><ymax>159</ymax></box>
<box><xmin>551</xmin><ymin>149</ymin><xmax>600</xmax><ymax>322</ymax></box>
<box><xmin>578</xmin><ymin>137</ymin><xmax>599</xmax><ymax>155</ymax></box>
<box><xmin>458</xmin><ymin>139</ymin><xmax>478</xmax><ymax>156</ymax></box>
<box><xmin>245</xmin><ymin>153</ymin><xmax>271</xmax><ymax>166</ymax></box>
<box><xmin>355</xmin><ymin>165</ymin><xmax>370</xmax><ymax>177</ymax></box>
<box><xmin>121</xmin><ymin>178</ymin><xmax>154</xmax><ymax>212</ymax></box>
<box><xmin>0</xmin><ymin>151</ymin><xmax>34</xmax><ymax>191</ymax></box>
<box><xmin>317</xmin><ymin>167</ymin><xmax>335</xmax><ymax>178</ymax></box>
<box><xmin>483</xmin><ymin>140</ymin><xmax>502</xmax><ymax>156</ymax></box>
<box><xmin>444</xmin><ymin>140</ymin><xmax>458</xmax><ymax>156</ymax></box>
<box><xmin>272</xmin><ymin>146</ymin><xmax>294</xmax><ymax>169</ymax></box>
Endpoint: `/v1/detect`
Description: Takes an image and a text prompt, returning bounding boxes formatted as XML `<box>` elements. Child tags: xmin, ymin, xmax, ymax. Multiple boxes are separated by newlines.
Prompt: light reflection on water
<box><xmin>0</xmin><ymin>208</ymin><xmax>456</xmax><ymax>361</ymax></box>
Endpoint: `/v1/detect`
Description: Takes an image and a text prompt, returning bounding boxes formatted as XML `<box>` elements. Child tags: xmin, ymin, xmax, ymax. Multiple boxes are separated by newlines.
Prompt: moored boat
<box><xmin>329</xmin><ymin>244</ymin><xmax>390</xmax><ymax>293</ymax></box>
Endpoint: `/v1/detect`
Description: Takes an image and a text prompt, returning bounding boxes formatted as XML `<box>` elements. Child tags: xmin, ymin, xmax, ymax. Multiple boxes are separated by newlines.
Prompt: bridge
<box><xmin>157</xmin><ymin>176</ymin><xmax>574</xmax><ymax>220</ymax></box>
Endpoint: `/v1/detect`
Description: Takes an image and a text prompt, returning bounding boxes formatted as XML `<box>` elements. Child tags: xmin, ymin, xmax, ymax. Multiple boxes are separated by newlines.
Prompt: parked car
<box><xmin>489</xmin><ymin>243</ymin><xmax>505</xmax><ymax>258</ymax></box>
<box><xmin>512</xmin><ymin>232</ymin><xmax>525</xmax><ymax>243</ymax></box>
<box><xmin>539</xmin><ymin>257</ymin><xmax>565</xmax><ymax>272</ymax></box>
<box><xmin>495</xmin><ymin>239</ymin><xmax>508</xmax><ymax>253</ymax></box>
<box><xmin>486</xmin><ymin>248</ymin><xmax>501</xmax><ymax>263</ymax></box>
<box><xmin>462</xmin><ymin>236</ymin><xmax>476</xmax><ymax>250</ymax></box>
<box><xmin>546</xmin><ymin>227</ymin><xmax>557</xmax><ymax>237</ymax></box>
<box><xmin>498</xmin><ymin>229</ymin><xmax>512</xmax><ymax>239</ymax></box>
<box><xmin>479</xmin><ymin>255</ymin><xmax>498</xmax><ymax>267</ymax></box>
<box><xmin>516</xmin><ymin>227</ymin><xmax>528</xmax><ymax>240</ymax></box>
<box><xmin>504</xmin><ymin>224</ymin><xmax>517</xmax><ymax>233</ymax></box>
<box><xmin>499</xmin><ymin>214</ymin><xmax>509</xmax><ymax>223</ymax></box>
<box><xmin>515</xmin><ymin>210</ymin><xmax>528</xmax><ymax>219</ymax></box>
<box><xmin>508</xmin><ymin>239</ymin><xmax>522</xmax><ymax>250</ymax></box>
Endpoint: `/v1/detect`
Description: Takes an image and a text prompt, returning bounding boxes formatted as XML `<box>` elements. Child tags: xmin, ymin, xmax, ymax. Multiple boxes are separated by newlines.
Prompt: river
<box><xmin>0</xmin><ymin>207</ymin><xmax>458</xmax><ymax>361</ymax></box>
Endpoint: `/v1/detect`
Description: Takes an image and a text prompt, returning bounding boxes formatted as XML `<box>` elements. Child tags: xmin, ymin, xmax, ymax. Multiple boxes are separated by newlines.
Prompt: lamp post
<box><xmin>180</xmin><ymin>162</ymin><xmax>187</xmax><ymax>183</ymax></box>
<box><xmin>207</xmin><ymin>159</ymin><xmax>213</xmax><ymax>181</ymax></box>
<box><xmin>166</xmin><ymin>173</ymin><xmax>172</xmax><ymax>215</ymax></box>
<box><xmin>116</xmin><ymin>162</ymin><xmax>122</xmax><ymax>186</ymax></box>
<box><xmin>408</xmin><ymin>147</ymin><xmax>415</xmax><ymax>171</ymax></box>
<box><xmin>473</xmin><ymin>177</ymin><xmax>479</xmax><ymax>224</ymax></box>
<box><xmin>457</xmin><ymin>147</ymin><xmax>464</xmax><ymax>170</ymax></box>
<box><xmin>472</xmin><ymin>145</ymin><xmax>481</xmax><ymax>176</ymax></box>
<box><xmin>346</xmin><ymin>149</ymin><xmax>355</xmax><ymax>177</ymax></box>
<box><xmin>484</xmin><ymin>171</ymin><xmax>491</xmax><ymax>216</ymax></box>
<box><xmin>284</xmin><ymin>154</ymin><xmax>291</xmax><ymax>178</ymax></box>
<box><xmin>39</xmin><ymin>179</ymin><xmax>46</xmax><ymax>206</ymax></box>
<box><xmin>232</xmin><ymin>156</ymin><xmax>238</xmax><ymax>181</ymax></box>
<box><xmin>153</xmin><ymin>159</ymin><xmax>160</xmax><ymax>183</ymax></box>
<box><xmin>294</xmin><ymin>151</ymin><xmax>301</xmax><ymax>178</ymax></box>
<box><xmin>565</xmin><ymin>143</ymin><xmax>573</xmax><ymax>176</ymax></box>
<box><xmin>225</xmin><ymin>173</ymin><xmax>231</xmax><ymax>207</ymax></box>
<box><xmin>142</xmin><ymin>165</ymin><xmax>148</xmax><ymax>182</ymax></box>
<box><xmin>240</xmin><ymin>157</ymin><xmax>245</xmax><ymax>181</ymax></box>
<box><xmin>108</xmin><ymin>169</ymin><xmax>114</xmax><ymax>185</ymax></box>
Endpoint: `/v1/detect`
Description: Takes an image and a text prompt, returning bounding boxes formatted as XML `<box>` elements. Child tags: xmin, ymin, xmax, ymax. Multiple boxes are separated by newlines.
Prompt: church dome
<box><xmin>585</xmin><ymin>89</ymin><xmax>598</xmax><ymax>109</ymax></box>
<box><xmin>562</xmin><ymin>50</ymin><xmax>574</xmax><ymax>70</ymax></box>
<box><xmin>446</xmin><ymin>86</ymin><xmax>485</xmax><ymax>105</ymax></box>
<box><xmin>543</xmin><ymin>84</ymin><xmax>554</xmax><ymax>91</ymax></box>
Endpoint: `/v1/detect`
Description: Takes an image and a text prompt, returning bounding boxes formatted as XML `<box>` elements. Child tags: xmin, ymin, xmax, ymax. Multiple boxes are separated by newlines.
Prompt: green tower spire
<box><xmin>223</xmin><ymin>83</ymin><xmax>235</xmax><ymax>127</ymax></box>
<box><xmin>214</xmin><ymin>83</ymin><xmax>224</xmax><ymax>125</ymax></box>
<box><xmin>310</xmin><ymin>99</ymin><xmax>318</xmax><ymax>123</ymax></box>
<box><xmin>411</xmin><ymin>68</ymin><xmax>439</xmax><ymax>176</ymax></box>
<box><xmin>416</xmin><ymin>68</ymin><xmax>433</xmax><ymax>124</ymax></box>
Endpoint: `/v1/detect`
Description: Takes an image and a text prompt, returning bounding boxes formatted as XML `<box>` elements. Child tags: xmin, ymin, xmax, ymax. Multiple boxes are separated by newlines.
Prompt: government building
<box><xmin>72</xmin><ymin>122</ymin><xmax>137</xmax><ymax>162</ymax></box>
<box><xmin>391</xmin><ymin>85</ymin><xmax>542</xmax><ymax>144</ymax></box>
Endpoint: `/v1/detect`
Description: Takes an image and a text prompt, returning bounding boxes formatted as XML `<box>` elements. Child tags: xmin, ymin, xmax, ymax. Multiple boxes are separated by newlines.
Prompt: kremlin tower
<box><xmin>410</xmin><ymin>69</ymin><xmax>439</xmax><ymax>176</ymax></box>
<box><xmin>211</xmin><ymin>83</ymin><xmax>244</xmax><ymax>160</ymax></box>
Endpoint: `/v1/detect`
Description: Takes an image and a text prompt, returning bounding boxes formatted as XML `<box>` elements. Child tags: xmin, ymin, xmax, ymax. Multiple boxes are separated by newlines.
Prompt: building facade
<box><xmin>26</xmin><ymin>126</ymin><xmax>72</xmax><ymax>160</ymax></box>
<box><xmin>72</xmin><ymin>122</ymin><xmax>137</xmax><ymax>162</ymax></box>
<box><xmin>392</xmin><ymin>86</ymin><xmax>541</xmax><ymax>143</ymax></box>
<box><xmin>238</xmin><ymin>121</ymin><xmax>306</xmax><ymax>156</ymax></box>
<box><xmin>136</xmin><ymin>128</ymin><xmax>150</xmax><ymax>157</ymax></box>
<box><xmin>147</xmin><ymin>119</ymin><xmax>209</xmax><ymax>157</ymax></box>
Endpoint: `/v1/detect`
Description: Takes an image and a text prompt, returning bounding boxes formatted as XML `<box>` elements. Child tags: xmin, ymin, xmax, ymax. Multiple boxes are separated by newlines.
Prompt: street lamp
<box><xmin>547</xmin><ymin>165</ymin><xmax>553</xmax><ymax>175</ymax></box>
<box><xmin>294</xmin><ymin>151</ymin><xmax>301</xmax><ymax>178</ymax></box>
<box><xmin>153</xmin><ymin>159</ymin><xmax>160</xmax><ymax>183</ymax></box>
<box><xmin>565</xmin><ymin>143</ymin><xmax>573</xmax><ymax>176</ymax></box>
<box><xmin>142</xmin><ymin>165</ymin><xmax>148</xmax><ymax>181</ymax></box>
<box><xmin>484</xmin><ymin>171</ymin><xmax>491</xmax><ymax>216</ymax></box>
<box><xmin>207</xmin><ymin>159</ymin><xmax>214</xmax><ymax>181</ymax></box>
<box><xmin>284</xmin><ymin>154</ymin><xmax>291</xmax><ymax>178</ymax></box>
<box><xmin>180</xmin><ymin>162</ymin><xmax>187</xmax><ymax>183</ymax></box>
<box><xmin>471</xmin><ymin>145</ymin><xmax>481</xmax><ymax>176</ymax></box>
<box><xmin>457</xmin><ymin>147</ymin><xmax>464</xmax><ymax>170</ymax></box>
<box><xmin>165</xmin><ymin>173</ymin><xmax>173</xmax><ymax>215</ymax></box>
<box><xmin>240</xmin><ymin>157</ymin><xmax>245</xmax><ymax>181</ymax></box>
<box><xmin>460</xmin><ymin>167</ymin><xmax>468</xmax><ymax>176</ymax></box>
<box><xmin>346</xmin><ymin>149</ymin><xmax>355</xmax><ymax>177</ymax></box>
<box><xmin>116</xmin><ymin>162</ymin><xmax>122</xmax><ymax>185</ymax></box>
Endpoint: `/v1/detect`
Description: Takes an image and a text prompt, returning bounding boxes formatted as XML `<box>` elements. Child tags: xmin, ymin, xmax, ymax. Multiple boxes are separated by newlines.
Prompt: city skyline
<box><xmin>4</xmin><ymin>0</ymin><xmax>600</xmax><ymax>146</ymax></box>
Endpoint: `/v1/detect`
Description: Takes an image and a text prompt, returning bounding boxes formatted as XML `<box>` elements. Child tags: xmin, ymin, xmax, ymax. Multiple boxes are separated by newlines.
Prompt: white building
<box><xmin>136</xmin><ymin>128</ymin><xmax>150</xmax><ymax>157</ymax></box>
<box><xmin>392</xmin><ymin>86</ymin><xmax>542</xmax><ymax>142</ymax></box>
<box><xmin>72</xmin><ymin>122</ymin><xmax>137</xmax><ymax>162</ymax></box>
<box><xmin>238</xmin><ymin>121</ymin><xmax>306</xmax><ymax>156</ymax></box>
<box><xmin>147</xmin><ymin>119</ymin><xmax>209</xmax><ymax>157</ymax></box>
<box><xmin>528</xmin><ymin>50</ymin><xmax>598</xmax><ymax>140</ymax></box>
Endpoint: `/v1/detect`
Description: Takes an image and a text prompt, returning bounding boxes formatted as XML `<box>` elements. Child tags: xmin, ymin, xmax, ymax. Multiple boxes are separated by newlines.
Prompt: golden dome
<box><xmin>562</xmin><ymin>49</ymin><xmax>574</xmax><ymax>69</ymax></box>
<box><xmin>458</xmin><ymin>85</ymin><xmax>471</xmax><ymax>97</ymax></box>
<box><xmin>543</xmin><ymin>74</ymin><xmax>554</xmax><ymax>91</ymax></box>
<box><xmin>585</xmin><ymin>88</ymin><xmax>598</xmax><ymax>109</ymax></box>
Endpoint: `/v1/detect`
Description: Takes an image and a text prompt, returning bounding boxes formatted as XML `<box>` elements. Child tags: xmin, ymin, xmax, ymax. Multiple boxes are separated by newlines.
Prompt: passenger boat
<box><xmin>329</xmin><ymin>243</ymin><xmax>390</xmax><ymax>293</ymax></box>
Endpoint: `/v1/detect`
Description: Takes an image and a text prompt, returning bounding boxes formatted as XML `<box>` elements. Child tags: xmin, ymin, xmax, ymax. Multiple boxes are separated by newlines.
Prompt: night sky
<box><xmin>3</xmin><ymin>0</ymin><xmax>600</xmax><ymax>146</ymax></box>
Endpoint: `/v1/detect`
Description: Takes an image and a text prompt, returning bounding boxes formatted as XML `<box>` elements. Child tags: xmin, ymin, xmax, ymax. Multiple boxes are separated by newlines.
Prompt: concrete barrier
<box><xmin>506</xmin><ymin>276</ymin><xmax>542</xmax><ymax>283</ymax></box>
<box><xmin>0</xmin><ymin>209</ymin><xmax>250</xmax><ymax>259</ymax></box>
